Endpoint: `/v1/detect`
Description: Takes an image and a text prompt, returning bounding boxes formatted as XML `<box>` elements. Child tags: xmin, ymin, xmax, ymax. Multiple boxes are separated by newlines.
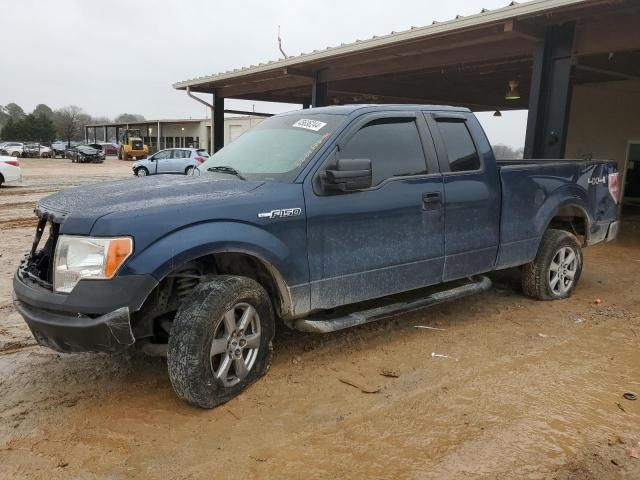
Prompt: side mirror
<box><xmin>325</xmin><ymin>158</ymin><xmax>372</xmax><ymax>192</ymax></box>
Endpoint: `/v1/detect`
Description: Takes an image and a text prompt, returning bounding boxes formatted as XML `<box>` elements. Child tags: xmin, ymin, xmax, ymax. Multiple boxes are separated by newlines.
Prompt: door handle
<box><xmin>422</xmin><ymin>192</ymin><xmax>442</xmax><ymax>210</ymax></box>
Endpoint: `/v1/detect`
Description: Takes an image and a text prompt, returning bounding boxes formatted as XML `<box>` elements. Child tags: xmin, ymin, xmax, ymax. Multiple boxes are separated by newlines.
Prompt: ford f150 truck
<box><xmin>13</xmin><ymin>105</ymin><xmax>620</xmax><ymax>408</ymax></box>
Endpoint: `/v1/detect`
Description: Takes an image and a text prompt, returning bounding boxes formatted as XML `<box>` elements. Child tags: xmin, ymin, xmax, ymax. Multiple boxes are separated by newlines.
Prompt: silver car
<box><xmin>132</xmin><ymin>148</ymin><xmax>210</xmax><ymax>177</ymax></box>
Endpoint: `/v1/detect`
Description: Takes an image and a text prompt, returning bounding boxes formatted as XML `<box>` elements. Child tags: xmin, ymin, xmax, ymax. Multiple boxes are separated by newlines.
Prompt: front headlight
<box><xmin>53</xmin><ymin>236</ymin><xmax>133</xmax><ymax>293</ymax></box>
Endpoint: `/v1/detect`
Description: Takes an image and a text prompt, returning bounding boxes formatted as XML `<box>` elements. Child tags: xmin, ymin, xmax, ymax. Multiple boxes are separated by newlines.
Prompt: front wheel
<box><xmin>167</xmin><ymin>276</ymin><xmax>275</xmax><ymax>409</ymax></box>
<box><xmin>135</xmin><ymin>167</ymin><xmax>148</xmax><ymax>177</ymax></box>
<box><xmin>522</xmin><ymin>229</ymin><xmax>583</xmax><ymax>300</ymax></box>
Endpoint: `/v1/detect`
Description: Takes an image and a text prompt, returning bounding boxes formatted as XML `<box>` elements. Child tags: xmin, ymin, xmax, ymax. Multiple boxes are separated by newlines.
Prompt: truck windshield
<box><xmin>199</xmin><ymin>113</ymin><xmax>344</xmax><ymax>182</ymax></box>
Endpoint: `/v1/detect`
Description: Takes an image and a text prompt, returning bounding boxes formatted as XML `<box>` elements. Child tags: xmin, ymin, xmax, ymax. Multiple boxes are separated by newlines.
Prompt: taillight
<box><xmin>195</xmin><ymin>156</ymin><xmax>205</xmax><ymax>164</ymax></box>
<box><xmin>6</xmin><ymin>160</ymin><xmax>19</xmax><ymax>167</ymax></box>
<box><xmin>608</xmin><ymin>172</ymin><xmax>620</xmax><ymax>204</ymax></box>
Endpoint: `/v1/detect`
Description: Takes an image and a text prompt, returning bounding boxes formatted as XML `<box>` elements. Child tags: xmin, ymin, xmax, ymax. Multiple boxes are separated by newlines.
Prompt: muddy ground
<box><xmin>0</xmin><ymin>157</ymin><xmax>639</xmax><ymax>479</ymax></box>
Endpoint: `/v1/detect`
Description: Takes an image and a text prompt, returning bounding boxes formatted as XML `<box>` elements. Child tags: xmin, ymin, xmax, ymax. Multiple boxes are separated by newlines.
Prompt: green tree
<box><xmin>30</xmin><ymin>113</ymin><xmax>56</xmax><ymax>142</ymax></box>
<box><xmin>0</xmin><ymin>113</ymin><xmax>55</xmax><ymax>142</ymax></box>
<box><xmin>0</xmin><ymin>117</ymin><xmax>18</xmax><ymax>140</ymax></box>
<box><xmin>115</xmin><ymin>113</ymin><xmax>145</xmax><ymax>123</ymax></box>
<box><xmin>33</xmin><ymin>104</ymin><xmax>54</xmax><ymax>119</ymax></box>
<box><xmin>3</xmin><ymin>103</ymin><xmax>26</xmax><ymax>119</ymax></box>
<box><xmin>0</xmin><ymin>107</ymin><xmax>9</xmax><ymax>130</ymax></box>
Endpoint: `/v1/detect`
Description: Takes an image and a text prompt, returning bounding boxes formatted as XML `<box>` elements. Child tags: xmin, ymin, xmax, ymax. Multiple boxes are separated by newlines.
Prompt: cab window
<box><xmin>339</xmin><ymin>118</ymin><xmax>428</xmax><ymax>186</ymax></box>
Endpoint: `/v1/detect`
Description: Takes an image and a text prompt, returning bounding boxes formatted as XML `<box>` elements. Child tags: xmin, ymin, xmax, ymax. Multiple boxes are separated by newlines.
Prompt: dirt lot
<box><xmin>1</xmin><ymin>157</ymin><xmax>639</xmax><ymax>479</ymax></box>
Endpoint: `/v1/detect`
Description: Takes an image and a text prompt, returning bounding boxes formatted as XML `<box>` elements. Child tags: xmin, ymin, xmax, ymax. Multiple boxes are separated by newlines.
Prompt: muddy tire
<box><xmin>522</xmin><ymin>229</ymin><xmax>583</xmax><ymax>301</ymax></box>
<box><xmin>167</xmin><ymin>276</ymin><xmax>275</xmax><ymax>409</ymax></box>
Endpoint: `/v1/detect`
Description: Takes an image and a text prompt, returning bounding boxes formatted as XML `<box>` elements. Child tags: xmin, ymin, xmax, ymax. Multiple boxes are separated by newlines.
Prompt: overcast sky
<box><xmin>1</xmin><ymin>0</ymin><xmax>530</xmax><ymax>148</ymax></box>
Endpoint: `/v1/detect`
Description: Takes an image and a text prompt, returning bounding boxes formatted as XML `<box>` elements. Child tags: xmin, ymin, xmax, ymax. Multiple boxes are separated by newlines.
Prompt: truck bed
<box><xmin>495</xmin><ymin>158</ymin><xmax>618</xmax><ymax>270</ymax></box>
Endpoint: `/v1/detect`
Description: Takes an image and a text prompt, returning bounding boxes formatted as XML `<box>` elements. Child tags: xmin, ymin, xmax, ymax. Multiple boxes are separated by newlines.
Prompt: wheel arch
<box><xmin>157</xmin><ymin>249</ymin><xmax>294</xmax><ymax>320</ymax></box>
<box><xmin>542</xmin><ymin>202</ymin><xmax>591</xmax><ymax>246</ymax></box>
<box><xmin>124</xmin><ymin>226</ymin><xmax>297</xmax><ymax>320</ymax></box>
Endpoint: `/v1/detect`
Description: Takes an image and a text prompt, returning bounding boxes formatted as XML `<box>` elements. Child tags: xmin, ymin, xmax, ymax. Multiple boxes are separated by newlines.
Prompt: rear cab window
<box><xmin>432</xmin><ymin>118</ymin><xmax>481</xmax><ymax>173</ymax></box>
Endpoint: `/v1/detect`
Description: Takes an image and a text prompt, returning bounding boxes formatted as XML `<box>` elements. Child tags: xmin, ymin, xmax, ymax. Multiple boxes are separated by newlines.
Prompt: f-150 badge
<box><xmin>258</xmin><ymin>208</ymin><xmax>302</xmax><ymax>219</ymax></box>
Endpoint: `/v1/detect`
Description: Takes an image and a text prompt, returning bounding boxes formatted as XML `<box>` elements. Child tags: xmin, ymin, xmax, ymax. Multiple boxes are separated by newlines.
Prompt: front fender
<box><xmin>121</xmin><ymin>221</ymin><xmax>295</xmax><ymax>283</ymax></box>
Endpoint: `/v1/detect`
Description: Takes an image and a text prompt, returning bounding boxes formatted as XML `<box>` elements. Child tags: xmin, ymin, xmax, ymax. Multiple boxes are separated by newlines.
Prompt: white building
<box><xmin>85</xmin><ymin>116</ymin><xmax>265</xmax><ymax>153</ymax></box>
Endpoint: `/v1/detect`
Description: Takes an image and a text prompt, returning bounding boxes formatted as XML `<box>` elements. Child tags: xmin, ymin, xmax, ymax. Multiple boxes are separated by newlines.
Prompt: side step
<box><xmin>293</xmin><ymin>276</ymin><xmax>492</xmax><ymax>334</ymax></box>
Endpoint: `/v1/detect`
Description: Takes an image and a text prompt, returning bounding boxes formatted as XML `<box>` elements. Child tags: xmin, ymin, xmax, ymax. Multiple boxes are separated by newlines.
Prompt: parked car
<box><xmin>64</xmin><ymin>145</ymin><xmax>104</xmax><ymax>163</ymax></box>
<box><xmin>1</xmin><ymin>142</ymin><xmax>24</xmax><ymax>157</ymax></box>
<box><xmin>97</xmin><ymin>142</ymin><xmax>118</xmax><ymax>156</ymax></box>
<box><xmin>85</xmin><ymin>143</ymin><xmax>118</xmax><ymax>157</ymax></box>
<box><xmin>21</xmin><ymin>143</ymin><xmax>52</xmax><ymax>158</ymax></box>
<box><xmin>13</xmin><ymin>105</ymin><xmax>619</xmax><ymax>409</ymax></box>
<box><xmin>0</xmin><ymin>156</ymin><xmax>21</xmax><ymax>186</ymax></box>
<box><xmin>131</xmin><ymin>147</ymin><xmax>209</xmax><ymax>177</ymax></box>
<box><xmin>51</xmin><ymin>141</ymin><xmax>67</xmax><ymax>158</ymax></box>
<box><xmin>52</xmin><ymin>141</ymin><xmax>81</xmax><ymax>158</ymax></box>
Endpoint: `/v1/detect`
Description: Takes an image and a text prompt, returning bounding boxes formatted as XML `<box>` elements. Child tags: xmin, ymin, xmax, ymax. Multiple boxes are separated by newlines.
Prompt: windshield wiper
<box><xmin>206</xmin><ymin>165</ymin><xmax>246</xmax><ymax>180</ymax></box>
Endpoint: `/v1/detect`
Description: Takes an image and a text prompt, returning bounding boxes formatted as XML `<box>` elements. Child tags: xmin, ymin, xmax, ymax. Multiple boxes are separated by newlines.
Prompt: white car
<box><xmin>0</xmin><ymin>156</ymin><xmax>22</xmax><ymax>186</ymax></box>
<box><xmin>1</xmin><ymin>142</ymin><xmax>24</xmax><ymax>157</ymax></box>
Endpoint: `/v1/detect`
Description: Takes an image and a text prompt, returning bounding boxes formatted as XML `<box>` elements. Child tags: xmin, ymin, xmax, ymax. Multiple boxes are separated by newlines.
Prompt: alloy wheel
<box><xmin>209</xmin><ymin>303</ymin><xmax>261</xmax><ymax>387</ymax></box>
<box><xmin>548</xmin><ymin>246</ymin><xmax>578</xmax><ymax>295</ymax></box>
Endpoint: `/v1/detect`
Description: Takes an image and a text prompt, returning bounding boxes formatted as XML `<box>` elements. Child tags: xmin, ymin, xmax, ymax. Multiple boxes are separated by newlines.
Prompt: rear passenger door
<box><xmin>174</xmin><ymin>149</ymin><xmax>193</xmax><ymax>173</ymax></box>
<box><xmin>425</xmin><ymin>112</ymin><xmax>501</xmax><ymax>281</ymax></box>
<box><xmin>163</xmin><ymin>149</ymin><xmax>179</xmax><ymax>173</ymax></box>
<box><xmin>165</xmin><ymin>149</ymin><xmax>185</xmax><ymax>173</ymax></box>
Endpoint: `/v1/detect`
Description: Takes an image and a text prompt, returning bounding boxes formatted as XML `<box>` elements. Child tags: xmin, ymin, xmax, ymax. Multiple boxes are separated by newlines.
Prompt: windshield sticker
<box><xmin>292</xmin><ymin>119</ymin><xmax>327</xmax><ymax>132</ymax></box>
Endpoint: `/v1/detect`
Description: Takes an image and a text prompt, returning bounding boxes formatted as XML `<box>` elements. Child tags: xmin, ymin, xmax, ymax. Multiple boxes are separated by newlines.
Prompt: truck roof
<box><xmin>286</xmin><ymin>104</ymin><xmax>472</xmax><ymax>116</ymax></box>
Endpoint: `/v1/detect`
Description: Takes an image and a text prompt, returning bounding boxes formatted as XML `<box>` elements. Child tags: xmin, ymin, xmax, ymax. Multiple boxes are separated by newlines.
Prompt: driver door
<box><xmin>153</xmin><ymin>150</ymin><xmax>174</xmax><ymax>173</ymax></box>
<box><xmin>303</xmin><ymin>112</ymin><xmax>445</xmax><ymax>310</ymax></box>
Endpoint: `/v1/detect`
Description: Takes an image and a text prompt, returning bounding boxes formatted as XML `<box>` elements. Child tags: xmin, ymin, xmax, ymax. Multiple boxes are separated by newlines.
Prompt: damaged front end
<box><xmin>13</xmin><ymin>300</ymin><xmax>134</xmax><ymax>353</ymax></box>
<box><xmin>13</xmin><ymin>209</ymin><xmax>139</xmax><ymax>354</ymax></box>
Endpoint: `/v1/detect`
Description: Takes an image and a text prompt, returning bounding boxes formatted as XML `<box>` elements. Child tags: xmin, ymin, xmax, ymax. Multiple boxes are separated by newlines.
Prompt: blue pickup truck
<box><xmin>13</xmin><ymin>105</ymin><xmax>620</xmax><ymax>408</ymax></box>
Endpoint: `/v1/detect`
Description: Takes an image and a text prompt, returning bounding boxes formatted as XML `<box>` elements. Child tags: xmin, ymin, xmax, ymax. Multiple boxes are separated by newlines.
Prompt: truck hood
<box><xmin>36</xmin><ymin>175</ymin><xmax>264</xmax><ymax>231</ymax></box>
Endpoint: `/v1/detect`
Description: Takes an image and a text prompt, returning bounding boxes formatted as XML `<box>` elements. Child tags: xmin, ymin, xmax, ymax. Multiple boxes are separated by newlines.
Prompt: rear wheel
<box><xmin>185</xmin><ymin>166</ymin><xmax>194</xmax><ymax>176</ymax></box>
<box><xmin>167</xmin><ymin>276</ymin><xmax>275</xmax><ymax>409</ymax></box>
<box><xmin>11</xmin><ymin>151</ymin><xmax>20</xmax><ymax>157</ymax></box>
<box><xmin>522</xmin><ymin>229</ymin><xmax>583</xmax><ymax>300</ymax></box>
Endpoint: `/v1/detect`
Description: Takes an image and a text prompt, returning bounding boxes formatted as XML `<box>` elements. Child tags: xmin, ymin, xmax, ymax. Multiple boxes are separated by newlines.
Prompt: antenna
<box><xmin>278</xmin><ymin>25</ymin><xmax>288</xmax><ymax>59</ymax></box>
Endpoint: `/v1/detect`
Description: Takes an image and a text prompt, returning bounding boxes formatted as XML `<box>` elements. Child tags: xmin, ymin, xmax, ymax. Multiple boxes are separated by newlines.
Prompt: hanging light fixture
<box><xmin>505</xmin><ymin>80</ymin><xmax>521</xmax><ymax>100</ymax></box>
